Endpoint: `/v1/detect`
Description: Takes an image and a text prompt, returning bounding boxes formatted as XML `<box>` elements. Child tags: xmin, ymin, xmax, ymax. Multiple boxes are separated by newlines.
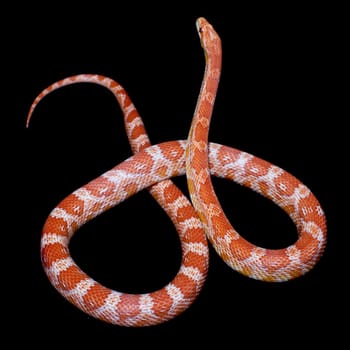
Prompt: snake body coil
<box><xmin>27</xmin><ymin>18</ymin><xmax>327</xmax><ymax>326</ymax></box>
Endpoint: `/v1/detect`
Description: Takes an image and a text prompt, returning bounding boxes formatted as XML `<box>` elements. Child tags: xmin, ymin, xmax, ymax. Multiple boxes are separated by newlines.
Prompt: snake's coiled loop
<box><xmin>27</xmin><ymin>18</ymin><xmax>327</xmax><ymax>326</ymax></box>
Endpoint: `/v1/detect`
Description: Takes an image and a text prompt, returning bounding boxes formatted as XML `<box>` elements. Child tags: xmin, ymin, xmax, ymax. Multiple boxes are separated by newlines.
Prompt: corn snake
<box><xmin>27</xmin><ymin>17</ymin><xmax>327</xmax><ymax>326</ymax></box>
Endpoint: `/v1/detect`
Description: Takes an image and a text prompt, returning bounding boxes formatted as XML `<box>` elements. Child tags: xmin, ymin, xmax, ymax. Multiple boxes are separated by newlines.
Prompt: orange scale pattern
<box><xmin>27</xmin><ymin>18</ymin><xmax>326</xmax><ymax>326</ymax></box>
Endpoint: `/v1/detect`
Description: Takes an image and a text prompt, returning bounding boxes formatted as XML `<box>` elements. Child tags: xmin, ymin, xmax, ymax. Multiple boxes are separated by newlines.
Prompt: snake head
<box><xmin>196</xmin><ymin>17</ymin><xmax>222</xmax><ymax>58</ymax></box>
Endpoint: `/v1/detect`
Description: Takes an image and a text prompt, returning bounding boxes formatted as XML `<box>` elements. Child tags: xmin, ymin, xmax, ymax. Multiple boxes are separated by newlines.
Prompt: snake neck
<box><xmin>185</xmin><ymin>19</ymin><xmax>222</xmax><ymax>216</ymax></box>
<box><xmin>187</xmin><ymin>20</ymin><xmax>222</xmax><ymax>162</ymax></box>
<box><xmin>190</xmin><ymin>17</ymin><xmax>222</xmax><ymax>147</ymax></box>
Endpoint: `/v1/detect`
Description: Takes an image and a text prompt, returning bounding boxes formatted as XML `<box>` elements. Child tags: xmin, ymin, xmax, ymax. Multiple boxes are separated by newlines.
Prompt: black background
<box><xmin>7</xmin><ymin>3</ymin><xmax>345</xmax><ymax>347</ymax></box>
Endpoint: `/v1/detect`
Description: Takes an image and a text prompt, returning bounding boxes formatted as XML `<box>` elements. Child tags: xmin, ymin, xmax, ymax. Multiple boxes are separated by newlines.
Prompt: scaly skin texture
<box><xmin>27</xmin><ymin>17</ymin><xmax>327</xmax><ymax>326</ymax></box>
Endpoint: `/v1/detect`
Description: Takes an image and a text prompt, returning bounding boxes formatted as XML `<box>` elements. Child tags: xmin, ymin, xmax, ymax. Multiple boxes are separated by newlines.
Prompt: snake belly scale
<box><xmin>27</xmin><ymin>17</ymin><xmax>327</xmax><ymax>326</ymax></box>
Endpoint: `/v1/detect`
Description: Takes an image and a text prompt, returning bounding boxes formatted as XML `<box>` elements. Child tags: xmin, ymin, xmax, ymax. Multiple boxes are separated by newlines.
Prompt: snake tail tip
<box><xmin>26</xmin><ymin>114</ymin><xmax>32</xmax><ymax>128</ymax></box>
